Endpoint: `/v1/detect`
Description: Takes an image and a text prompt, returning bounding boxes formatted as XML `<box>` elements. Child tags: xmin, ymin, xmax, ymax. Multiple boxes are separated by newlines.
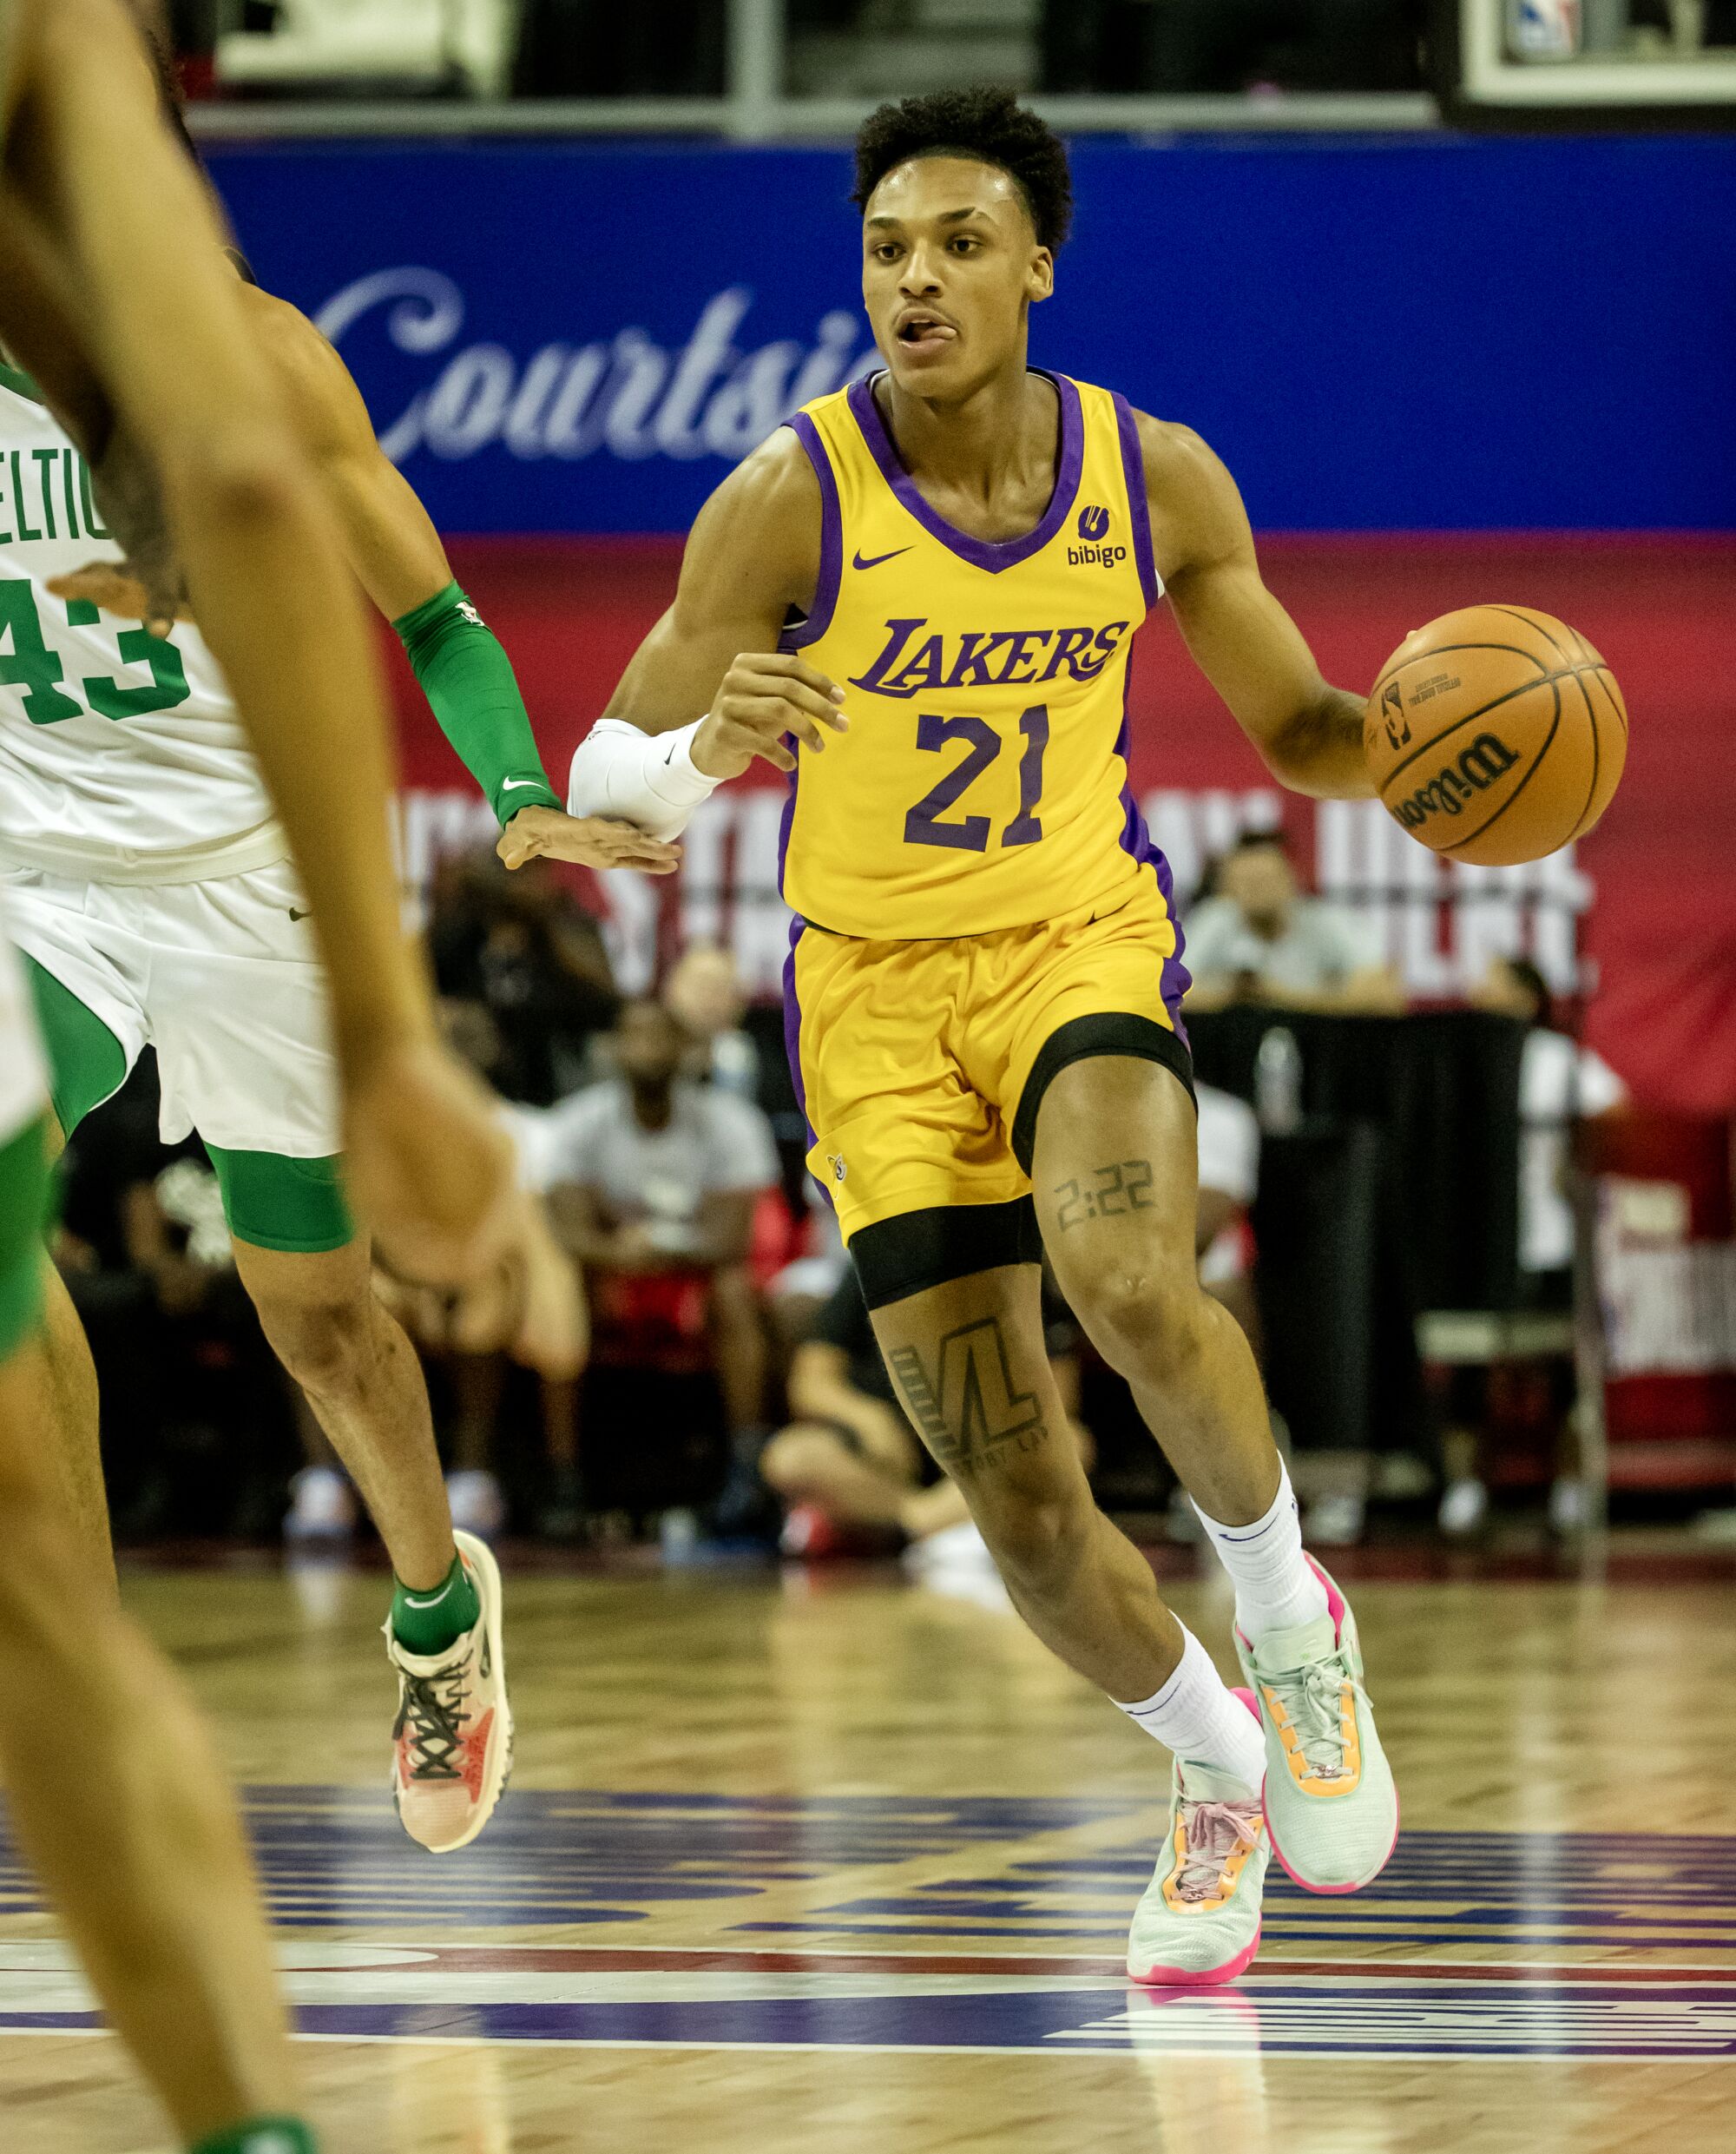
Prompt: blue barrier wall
<box><xmin>207</xmin><ymin>135</ymin><xmax>1736</xmax><ymax>535</ymax></box>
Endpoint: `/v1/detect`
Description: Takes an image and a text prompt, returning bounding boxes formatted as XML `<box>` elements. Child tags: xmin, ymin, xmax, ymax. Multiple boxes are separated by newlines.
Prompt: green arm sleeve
<box><xmin>393</xmin><ymin>581</ymin><xmax>562</xmax><ymax>827</ymax></box>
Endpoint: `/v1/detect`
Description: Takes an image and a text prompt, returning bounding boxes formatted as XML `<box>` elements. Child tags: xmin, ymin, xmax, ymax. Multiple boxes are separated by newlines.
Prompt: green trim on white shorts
<box><xmin>24</xmin><ymin>953</ymin><xmax>354</xmax><ymax>1255</ymax></box>
<box><xmin>0</xmin><ymin>1113</ymin><xmax>50</xmax><ymax>1360</ymax></box>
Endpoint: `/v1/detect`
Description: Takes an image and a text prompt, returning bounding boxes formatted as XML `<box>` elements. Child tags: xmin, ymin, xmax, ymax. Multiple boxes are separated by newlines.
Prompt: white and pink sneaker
<box><xmin>1128</xmin><ymin>1690</ymin><xmax>1267</xmax><ymax>1986</ymax></box>
<box><xmin>1235</xmin><ymin>1556</ymin><xmax>1399</xmax><ymax>1894</ymax></box>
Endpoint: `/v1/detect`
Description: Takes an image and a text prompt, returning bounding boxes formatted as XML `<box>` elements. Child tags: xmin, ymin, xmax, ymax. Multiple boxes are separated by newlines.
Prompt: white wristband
<box><xmin>566</xmin><ymin>717</ymin><xmax>720</xmax><ymax>843</ymax></box>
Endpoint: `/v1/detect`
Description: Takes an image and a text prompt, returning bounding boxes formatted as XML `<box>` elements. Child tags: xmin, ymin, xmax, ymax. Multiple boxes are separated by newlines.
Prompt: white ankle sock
<box><xmin>1194</xmin><ymin>1461</ymin><xmax>1330</xmax><ymax>1642</ymax></box>
<box><xmin>1115</xmin><ymin>1624</ymin><xmax>1266</xmax><ymax>1792</ymax></box>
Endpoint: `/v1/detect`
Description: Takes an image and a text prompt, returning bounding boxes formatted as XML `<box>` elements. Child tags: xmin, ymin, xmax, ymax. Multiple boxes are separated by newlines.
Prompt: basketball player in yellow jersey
<box><xmin>569</xmin><ymin>88</ymin><xmax>1399</xmax><ymax>1983</ymax></box>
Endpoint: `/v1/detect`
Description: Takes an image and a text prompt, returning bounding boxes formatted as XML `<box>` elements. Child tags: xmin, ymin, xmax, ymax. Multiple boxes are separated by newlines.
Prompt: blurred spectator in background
<box><xmin>165</xmin><ymin>0</ymin><xmax>217</xmax><ymax>93</ymax></box>
<box><xmin>1477</xmin><ymin>956</ymin><xmax>1627</xmax><ymax>1289</ymax></box>
<box><xmin>536</xmin><ymin>998</ymin><xmax>781</xmax><ymax>1523</ymax></box>
<box><xmin>1042</xmin><ymin>0</ymin><xmax>1424</xmax><ymax>92</ymax></box>
<box><xmin>763</xmin><ymin>1268</ymin><xmax>1093</xmax><ymax>1589</ymax></box>
<box><xmin>430</xmin><ymin>851</ymin><xmax>619</xmax><ymax>1105</ymax></box>
<box><xmin>665</xmin><ymin>943</ymin><xmax>763</xmax><ymax>1102</ymax></box>
<box><xmin>1195</xmin><ymin>1079</ymin><xmax>1263</xmax><ymax>1350</ymax></box>
<box><xmin>1437</xmin><ymin>955</ymin><xmax>1628</xmax><ymax>1538</ymax></box>
<box><xmin>1183</xmin><ymin>830</ymin><xmax>1404</xmax><ymax>1012</ymax></box>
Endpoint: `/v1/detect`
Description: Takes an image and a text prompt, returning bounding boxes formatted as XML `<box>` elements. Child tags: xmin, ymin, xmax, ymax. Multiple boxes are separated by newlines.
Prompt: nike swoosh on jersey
<box><xmin>852</xmin><ymin>546</ymin><xmax>913</xmax><ymax>571</ymax></box>
<box><xmin>500</xmin><ymin>777</ymin><xmax>544</xmax><ymax>792</ymax></box>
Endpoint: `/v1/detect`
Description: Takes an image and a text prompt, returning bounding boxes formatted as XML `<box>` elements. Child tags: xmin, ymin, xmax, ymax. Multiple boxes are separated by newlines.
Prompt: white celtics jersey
<box><xmin>0</xmin><ymin>363</ymin><xmax>281</xmax><ymax>881</ymax></box>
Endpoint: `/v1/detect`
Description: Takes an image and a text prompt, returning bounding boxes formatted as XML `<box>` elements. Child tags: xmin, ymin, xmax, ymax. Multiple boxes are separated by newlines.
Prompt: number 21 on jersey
<box><xmin>904</xmin><ymin>702</ymin><xmax>1049</xmax><ymax>853</ymax></box>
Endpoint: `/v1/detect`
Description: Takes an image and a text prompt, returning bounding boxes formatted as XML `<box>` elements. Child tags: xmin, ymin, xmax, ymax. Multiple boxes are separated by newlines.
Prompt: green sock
<box><xmin>390</xmin><ymin>1551</ymin><xmax>482</xmax><ymax>1657</ymax></box>
<box><xmin>192</xmin><ymin>2119</ymin><xmax>319</xmax><ymax>2154</ymax></box>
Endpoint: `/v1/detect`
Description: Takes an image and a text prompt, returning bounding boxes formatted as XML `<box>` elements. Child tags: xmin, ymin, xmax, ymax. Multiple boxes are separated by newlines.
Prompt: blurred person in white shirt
<box><xmin>1438</xmin><ymin>956</ymin><xmax>1628</xmax><ymax>1537</ymax></box>
<box><xmin>664</xmin><ymin>942</ymin><xmax>763</xmax><ymax>1103</ymax></box>
<box><xmin>533</xmin><ymin>999</ymin><xmax>780</xmax><ymax>1530</ymax></box>
<box><xmin>1184</xmin><ymin>831</ymin><xmax>1404</xmax><ymax>1013</ymax></box>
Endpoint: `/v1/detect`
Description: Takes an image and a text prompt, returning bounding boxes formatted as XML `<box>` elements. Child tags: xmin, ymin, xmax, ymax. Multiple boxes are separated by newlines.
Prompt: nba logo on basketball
<box><xmin>1069</xmin><ymin>504</ymin><xmax>1126</xmax><ymax>568</ymax></box>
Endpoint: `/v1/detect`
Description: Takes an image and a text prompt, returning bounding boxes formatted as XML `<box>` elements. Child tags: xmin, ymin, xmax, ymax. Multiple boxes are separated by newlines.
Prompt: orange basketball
<box><xmin>1364</xmin><ymin>605</ymin><xmax>1627</xmax><ymax>866</ymax></box>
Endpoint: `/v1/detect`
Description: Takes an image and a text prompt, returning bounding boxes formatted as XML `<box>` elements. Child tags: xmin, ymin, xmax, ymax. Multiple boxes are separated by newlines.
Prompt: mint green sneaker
<box><xmin>1127</xmin><ymin>1692</ymin><xmax>1268</xmax><ymax>1987</ymax></box>
<box><xmin>1235</xmin><ymin>1555</ymin><xmax>1398</xmax><ymax>1894</ymax></box>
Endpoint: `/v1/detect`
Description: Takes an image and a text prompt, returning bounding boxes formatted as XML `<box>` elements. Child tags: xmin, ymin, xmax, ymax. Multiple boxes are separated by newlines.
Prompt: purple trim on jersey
<box><xmin>847</xmin><ymin>370</ymin><xmax>1084</xmax><ymax>576</ymax></box>
<box><xmin>779</xmin><ymin>412</ymin><xmax>843</xmax><ymax>653</ymax></box>
<box><xmin>1115</xmin><ymin>707</ymin><xmax>1191</xmax><ymax>1041</ymax></box>
<box><xmin>1112</xmin><ymin>392</ymin><xmax>1161</xmax><ymax>613</ymax></box>
<box><xmin>781</xmin><ymin>913</ymin><xmax>815</xmax><ymax>1155</ymax></box>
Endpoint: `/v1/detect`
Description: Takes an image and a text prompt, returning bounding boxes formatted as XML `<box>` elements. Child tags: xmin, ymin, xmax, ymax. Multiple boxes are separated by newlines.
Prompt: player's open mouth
<box><xmin>895</xmin><ymin>311</ymin><xmax>957</xmax><ymax>355</ymax></box>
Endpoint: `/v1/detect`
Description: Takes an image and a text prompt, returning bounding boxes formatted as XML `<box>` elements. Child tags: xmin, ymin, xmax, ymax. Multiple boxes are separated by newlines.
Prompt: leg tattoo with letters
<box><xmin>888</xmin><ymin>1317</ymin><xmax>1048</xmax><ymax>1476</ymax></box>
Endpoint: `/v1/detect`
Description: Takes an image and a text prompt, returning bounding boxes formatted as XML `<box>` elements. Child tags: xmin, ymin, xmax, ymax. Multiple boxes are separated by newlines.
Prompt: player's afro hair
<box><xmin>852</xmin><ymin>87</ymin><xmax>1074</xmax><ymax>253</ymax></box>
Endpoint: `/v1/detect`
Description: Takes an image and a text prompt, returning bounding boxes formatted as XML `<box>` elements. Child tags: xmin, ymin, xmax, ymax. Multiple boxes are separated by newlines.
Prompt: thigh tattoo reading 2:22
<box><xmin>1050</xmin><ymin>1158</ymin><xmax>1155</xmax><ymax>1231</ymax></box>
<box><xmin>887</xmin><ymin>1316</ymin><xmax>1048</xmax><ymax>1475</ymax></box>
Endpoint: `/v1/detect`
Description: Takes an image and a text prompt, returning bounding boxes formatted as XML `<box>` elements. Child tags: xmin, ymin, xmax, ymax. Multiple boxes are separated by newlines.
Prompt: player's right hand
<box><xmin>496</xmin><ymin>807</ymin><xmax>681</xmax><ymax>876</ymax></box>
<box><xmin>692</xmin><ymin>652</ymin><xmax>849</xmax><ymax>778</ymax></box>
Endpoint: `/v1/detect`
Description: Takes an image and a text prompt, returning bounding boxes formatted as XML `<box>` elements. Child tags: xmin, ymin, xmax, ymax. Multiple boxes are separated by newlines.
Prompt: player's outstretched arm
<box><xmin>46</xmin><ymin>280</ymin><xmax>681</xmax><ymax>879</ymax></box>
<box><xmin>240</xmin><ymin>292</ymin><xmax>681</xmax><ymax>879</ymax></box>
<box><xmin>1141</xmin><ymin>413</ymin><xmax>1375</xmax><ymax>800</ymax></box>
<box><xmin>565</xmin><ymin>428</ymin><xmax>847</xmax><ymax>838</ymax></box>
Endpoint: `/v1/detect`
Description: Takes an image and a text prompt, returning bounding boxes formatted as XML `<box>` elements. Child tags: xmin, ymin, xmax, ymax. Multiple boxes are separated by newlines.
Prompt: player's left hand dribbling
<box><xmin>496</xmin><ymin>807</ymin><xmax>681</xmax><ymax>875</ymax></box>
<box><xmin>694</xmin><ymin>652</ymin><xmax>849</xmax><ymax>778</ymax></box>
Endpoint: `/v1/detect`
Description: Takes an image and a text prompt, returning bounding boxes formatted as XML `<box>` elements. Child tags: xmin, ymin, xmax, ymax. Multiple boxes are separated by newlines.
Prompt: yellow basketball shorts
<box><xmin>784</xmin><ymin>872</ymin><xmax>1194</xmax><ymax>1308</ymax></box>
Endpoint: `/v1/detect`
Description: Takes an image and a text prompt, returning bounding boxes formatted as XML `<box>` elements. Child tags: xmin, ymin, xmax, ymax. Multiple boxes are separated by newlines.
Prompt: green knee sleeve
<box><xmin>207</xmin><ymin>1145</ymin><xmax>355</xmax><ymax>1255</ymax></box>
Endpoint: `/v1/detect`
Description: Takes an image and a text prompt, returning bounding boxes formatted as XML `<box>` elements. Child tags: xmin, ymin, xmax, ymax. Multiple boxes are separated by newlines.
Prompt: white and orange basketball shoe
<box><xmin>1235</xmin><ymin>1556</ymin><xmax>1398</xmax><ymax>1894</ymax></box>
<box><xmin>1128</xmin><ymin>1691</ymin><xmax>1268</xmax><ymax>1986</ymax></box>
<box><xmin>386</xmin><ymin>1529</ymin><xmax>513</xmax><ymax>1854</ymax></box>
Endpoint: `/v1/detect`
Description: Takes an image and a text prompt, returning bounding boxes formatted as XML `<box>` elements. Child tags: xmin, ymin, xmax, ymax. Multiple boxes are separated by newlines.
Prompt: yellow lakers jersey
<box><xmin>779</xmin><ymin>370</ymin><xmax>1161</xmax><ymax>941</ymax></box>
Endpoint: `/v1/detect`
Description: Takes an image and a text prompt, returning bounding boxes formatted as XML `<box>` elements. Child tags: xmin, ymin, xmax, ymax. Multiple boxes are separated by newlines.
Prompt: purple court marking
<box><xmin>3</xmin><ymin>1795</ymin><xmax>1732</xmax><ymax>1960</ymax></box>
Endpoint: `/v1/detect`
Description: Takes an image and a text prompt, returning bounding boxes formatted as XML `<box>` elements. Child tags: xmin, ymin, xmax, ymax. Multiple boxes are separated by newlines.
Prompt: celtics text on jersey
<box><xmin>0</xmin><ymin>359</ymin><xmax>279</xmax><ymax>883</ymax></box>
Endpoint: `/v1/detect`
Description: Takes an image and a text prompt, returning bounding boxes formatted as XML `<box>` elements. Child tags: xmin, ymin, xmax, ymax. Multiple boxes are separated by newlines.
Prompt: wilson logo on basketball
<box><xmin>1391</xmin><ymin>732</ymin><xmax>1522</xmax><ymax>828</ymax></box>
<box><xmin>1069</xmin><ymin>504</ymin><xmax>1126</xmax><ymax>569</ymax></box>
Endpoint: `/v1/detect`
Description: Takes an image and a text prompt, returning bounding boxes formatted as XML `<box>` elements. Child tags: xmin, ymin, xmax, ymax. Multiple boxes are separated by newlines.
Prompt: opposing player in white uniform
<box><xmin>0</xmin><ymin>30</ymin><xmax>662</xmax><ymax>1854</ymax></box>
<box><xmin>0</xmin><ymin>0</ymin><xmax>545</xmax><ymax>2142</ymax></box>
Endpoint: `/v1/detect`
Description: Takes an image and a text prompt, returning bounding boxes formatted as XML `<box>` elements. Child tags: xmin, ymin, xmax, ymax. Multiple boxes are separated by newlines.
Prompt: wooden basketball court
<box><xmin>3</xmin><ymin>1543</ymin><xmax>1732</xmax><ymax>2152</ymax></box>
